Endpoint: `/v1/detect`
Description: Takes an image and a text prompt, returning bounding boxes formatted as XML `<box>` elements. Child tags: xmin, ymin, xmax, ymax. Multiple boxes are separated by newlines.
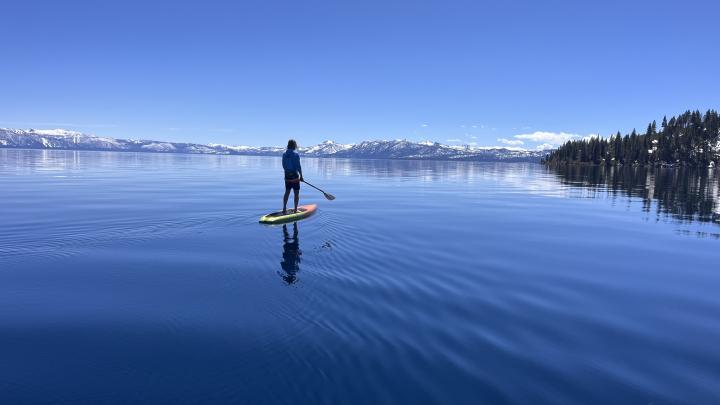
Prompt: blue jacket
<box><xmin>282</xmin><ymin>149</ymin><xmax>302</xmax><ymax>174</ymax></box>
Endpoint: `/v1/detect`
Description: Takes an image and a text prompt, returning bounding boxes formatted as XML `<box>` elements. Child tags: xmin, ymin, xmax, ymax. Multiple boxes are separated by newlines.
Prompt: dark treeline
<box><xmin>543</xmin><ymin>110</ymin><xmax>720</xmax><ymax>167</ymax></box>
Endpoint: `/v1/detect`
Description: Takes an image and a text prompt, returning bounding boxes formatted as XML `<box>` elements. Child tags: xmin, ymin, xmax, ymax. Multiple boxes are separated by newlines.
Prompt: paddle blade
<box><xmin>324</xmin><ymin>192</ymin><xmax>336</xmax><ymax>201</ymax></box>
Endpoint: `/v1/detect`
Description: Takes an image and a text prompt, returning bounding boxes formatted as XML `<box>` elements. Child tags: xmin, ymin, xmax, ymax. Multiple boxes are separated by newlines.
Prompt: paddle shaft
<box><xmin>302</xmin><ymin>179</ymin><xmax>327</xmax><ymax>194</ymax></box>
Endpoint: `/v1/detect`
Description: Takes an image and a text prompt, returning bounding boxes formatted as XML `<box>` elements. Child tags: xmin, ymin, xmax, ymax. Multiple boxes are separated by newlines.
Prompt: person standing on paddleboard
<box><xmin>282</xmin><ymin>139</ymin><xmax>303</xmax><ymax>214</ymax></box>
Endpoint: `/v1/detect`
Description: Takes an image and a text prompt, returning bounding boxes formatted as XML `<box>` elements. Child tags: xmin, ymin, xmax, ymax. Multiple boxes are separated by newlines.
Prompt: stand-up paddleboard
<box><xmin>259</xmin><ymin>204</ymin><xmax>317</xmax><ymax>224</ymax></box>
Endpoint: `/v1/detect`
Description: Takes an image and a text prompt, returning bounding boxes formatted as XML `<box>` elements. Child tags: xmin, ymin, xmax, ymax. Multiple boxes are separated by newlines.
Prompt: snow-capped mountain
<box><xmin>0</xmin><ymin>128</ymin><xmax>549</xmax><ymax>162</ymax></box>
<box><xmin>0</xmin><ymin>128</ymin><xmax>124</xmax><ymax>150</ymax></box>
<box><xmin>299</xmin><ymin>140</ymin><xmax>353</xmax><ymax>155</ymax></box>
<box><xmin>306</xmin><ymin>139</ymin><xmax>546</xmax><ymax>161</ymax></box>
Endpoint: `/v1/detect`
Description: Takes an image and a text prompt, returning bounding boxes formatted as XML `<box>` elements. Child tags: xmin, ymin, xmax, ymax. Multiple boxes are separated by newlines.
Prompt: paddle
<box><xmin>302</xmin><ymin>179</ymin><xmax>336</xmax><ymax>200</ymax></box>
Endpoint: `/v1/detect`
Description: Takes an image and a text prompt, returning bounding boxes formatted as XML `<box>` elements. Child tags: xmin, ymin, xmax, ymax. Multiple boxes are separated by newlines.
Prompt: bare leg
<box><xmin>293</xmin><ymin>189</ymin><xmax>299</xmax><ymax>212</ymax></box>
<box><xmin>283</xmin><ymin>189</ymin><xmax>291</xmax><ymax>213</ymax></box>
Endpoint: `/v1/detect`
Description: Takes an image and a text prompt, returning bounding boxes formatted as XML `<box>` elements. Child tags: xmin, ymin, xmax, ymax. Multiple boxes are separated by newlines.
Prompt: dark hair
<box><xmin>287</xmin><ymin>139</ymin><xmax>297</xmax><ymax>150</ymax></box>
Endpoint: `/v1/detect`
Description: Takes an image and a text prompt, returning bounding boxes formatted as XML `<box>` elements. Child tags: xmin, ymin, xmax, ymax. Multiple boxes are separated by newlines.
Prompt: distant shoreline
<box><xmin>0</xmin><ymin>146</ymin><xmax>543</xmax><ymax>164</ymax></box>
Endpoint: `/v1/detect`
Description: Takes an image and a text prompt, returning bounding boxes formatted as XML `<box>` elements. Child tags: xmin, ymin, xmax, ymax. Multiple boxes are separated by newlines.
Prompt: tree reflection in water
<box><xmin>550</xmin><ymin>165</ymin><xmax>720</xmax><ymax>225</ymax></box>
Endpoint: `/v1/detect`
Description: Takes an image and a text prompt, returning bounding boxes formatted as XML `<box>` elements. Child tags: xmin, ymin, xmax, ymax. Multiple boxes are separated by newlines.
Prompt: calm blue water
<box><xmin>1</xmin><ymin>149</ymin><xmax>719</xmax><ymax>404</ymax></box>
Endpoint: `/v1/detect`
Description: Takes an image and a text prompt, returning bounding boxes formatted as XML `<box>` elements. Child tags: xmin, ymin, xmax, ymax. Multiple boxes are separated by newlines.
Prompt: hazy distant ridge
<box><xmin>0</xmin><ymin>128</ymin><xmax>548</xmax><ymax>162</ymax></box>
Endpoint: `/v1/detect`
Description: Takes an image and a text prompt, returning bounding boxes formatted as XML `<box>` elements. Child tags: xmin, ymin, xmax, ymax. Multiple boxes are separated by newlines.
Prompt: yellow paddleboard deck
<box><xmin>259</xmin><ymin>204</ymin><xmax>317</xmax><ymax>224</ymax></box>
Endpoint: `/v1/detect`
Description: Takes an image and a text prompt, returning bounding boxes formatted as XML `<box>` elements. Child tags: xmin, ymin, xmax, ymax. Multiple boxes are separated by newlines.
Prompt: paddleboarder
<box><xmin>282</xmin><ymin>139</ymin><xmax>303</xmax><ymax>214</ymax></box>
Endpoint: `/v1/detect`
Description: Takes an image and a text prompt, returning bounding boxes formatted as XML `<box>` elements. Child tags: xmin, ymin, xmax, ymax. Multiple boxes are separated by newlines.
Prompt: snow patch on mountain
<box><xmin>141</xmin><ymin>142</ymin><xmax>176</xmax><ymax>152</ymax></box>
<box><xmin>29</xmin><ymin>129</ymin><xmax>84</xmax><ymax>137</ymax></box>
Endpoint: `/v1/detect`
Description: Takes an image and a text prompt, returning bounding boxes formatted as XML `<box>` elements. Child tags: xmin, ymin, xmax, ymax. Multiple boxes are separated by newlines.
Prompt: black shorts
<box><xmin>284</xmin><ymin>171</ymin><xmax>300</xmax><ymax>191</ymax></box>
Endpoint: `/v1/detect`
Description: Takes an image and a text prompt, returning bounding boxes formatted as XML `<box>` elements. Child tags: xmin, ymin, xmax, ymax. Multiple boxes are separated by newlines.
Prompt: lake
<box><xmin>1</xmin><ymin>149</ymin><xmax>719</xmax><ymax>404</ymax></box>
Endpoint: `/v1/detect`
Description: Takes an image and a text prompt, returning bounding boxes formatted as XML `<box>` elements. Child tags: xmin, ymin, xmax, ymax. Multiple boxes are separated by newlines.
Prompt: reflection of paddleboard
<box><xmin>259</xmin><ymin>204</ymin><xmax>317</xmax><ymax>224</ymax></box>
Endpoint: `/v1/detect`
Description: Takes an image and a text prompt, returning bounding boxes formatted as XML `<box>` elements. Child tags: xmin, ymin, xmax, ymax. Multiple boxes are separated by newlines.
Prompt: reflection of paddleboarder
<box><xmin>279</xmin><ymin>223</ymin><xmax>301</xmax><ymax>284</ymax></box>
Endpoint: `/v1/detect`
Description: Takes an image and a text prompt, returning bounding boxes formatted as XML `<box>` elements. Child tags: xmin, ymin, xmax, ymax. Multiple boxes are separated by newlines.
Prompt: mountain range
<box><xmin>0</xmin><ymin>128</ymin><xmax>549</xmax><ymax>162</ymax></box>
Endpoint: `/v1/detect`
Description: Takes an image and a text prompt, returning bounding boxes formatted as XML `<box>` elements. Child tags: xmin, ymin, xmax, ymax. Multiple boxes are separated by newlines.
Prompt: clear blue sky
<box><xmin>2</xmin><ymin>0</ymin><xmax>718</xmax><ymax>148</ymax></box>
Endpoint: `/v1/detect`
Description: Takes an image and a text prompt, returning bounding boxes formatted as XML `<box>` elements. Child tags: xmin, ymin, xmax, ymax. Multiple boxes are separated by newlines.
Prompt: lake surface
<box><xmin>1</xmin><ymin>149</ymin><xmax>719</xmax><ymax>404</ymax></box>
